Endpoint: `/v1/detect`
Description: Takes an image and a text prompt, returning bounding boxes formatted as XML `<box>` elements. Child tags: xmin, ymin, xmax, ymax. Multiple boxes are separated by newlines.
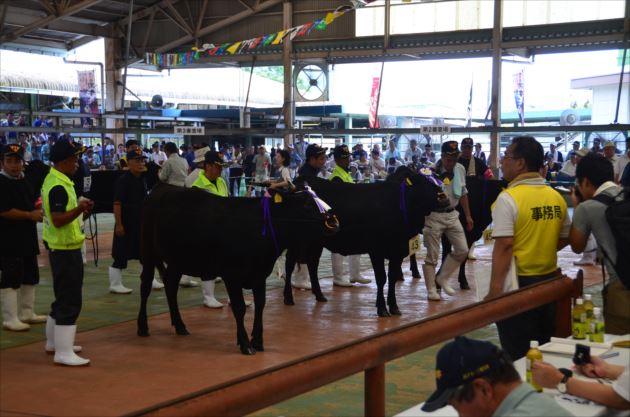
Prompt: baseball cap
<box><xmin>461</xmin><ymin>137</ymin><xmax>474</xmax><ymax>147</ymax></box>
<box><xmin>422</xmin><ymin>337</ymin><xmax>502</xmax><ymax>412</ymax></box>
<box><xmin>1</xmin><ymin>143</ymin><xmax>24</xmax><ymax>160</ymax></box>
<box><xmin>126</xmin><ymin>148</ymin><xmax>147</xmax><ymax>160</ymax></box>
<box><xmin>50</xmin><ymin>139</ymin><xmax>85</xmax><ymax>163</ymax></box>
<box><xmin>333</xmin><ymin>145</ymin><xmax>351</xmax><ymax>160</ymax></box>
<box><xmin>576</xmin><ymin>147</ymin><xmax>590</xmax><ymax>157</ymax></box>
<box><xmin>305</xmin><ymin>144</ymin><xmax>327</xmax><ymax>160</ymax></box>
<box><xmin>441</xmin><ymin>141</ymin><xmax>460</xmax><ymax>156</ymax></box>
<box><xmin>604</xmin><ymin>141</ymin><xmax>615</xmax><ymax>149</ymax></box>
<box><xmin>204</xmin><ymin>150</ymin><xmax>227</xmax><ymax>166</ymax></box>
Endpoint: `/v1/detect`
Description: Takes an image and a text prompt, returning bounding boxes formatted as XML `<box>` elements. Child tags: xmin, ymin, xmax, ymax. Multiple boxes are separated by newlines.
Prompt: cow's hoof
<box><xmin>315</xmin><ymin>294</ymin><xmax>328</xmax><ymax>302</ymax></box>
<box><xmin>377</xmin><ymin>308</ymin><xmax>391</xmax><ymax>318</ymax></box>
<box><xmin>240</xmin><ymin>345</ymin><xmax>256</xmax><ymax>355</ymax></box>
<box><xmin>389</xmin><ymin>306</ymin><xmax>402</xmax><ymax>316</ymax></box>
<box><xmin>412</xmin><ymin>273</ymin><xmax>421</xmax><ymax>279</ymax></box>
<box><xmin>459</xmin><ymin>281</ymin><xmax>471</xmax><ymax>290</ymax></box>
<box><xmin>284</xmin><ymin>298</ymin><xmax>295</xmax><ymax>306</ymax></box>
<box><xmin>397</xmin><ymin>276</ymin><xmax>404</xmax><ymax>282</ymax></box>
<box><xmin>137</xmin><ymin>329</ymin><xmax>150</xmax><ymax>337</ymax></box>
<box><xmin>251</xmin><ymin>339</ymin><xmax>264</xmax><ymax>352</ymax></box>
<box><xmin>175</xmin><ymin>327</ymin><xmax>190</xmax><ymax>336</ymax></box>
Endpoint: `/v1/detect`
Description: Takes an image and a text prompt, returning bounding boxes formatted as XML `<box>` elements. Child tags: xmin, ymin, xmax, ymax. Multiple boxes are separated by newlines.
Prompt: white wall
<box><xmin>591</xmin><ymin>83</ymin><xmax>630</xmax><ymax>124</ymax></box>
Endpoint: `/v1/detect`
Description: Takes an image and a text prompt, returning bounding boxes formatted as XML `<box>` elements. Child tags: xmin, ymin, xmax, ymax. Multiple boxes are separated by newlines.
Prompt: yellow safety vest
<box><xmin>191</xmin><ymin>171</ymin><xmax>229</xmax><ymax>197</ymax></box>
<box><xmin>42</xmin><ymin>168</ymin><xmax>85</xmax><ymax>250</ymax></box>
<box><xmin>330</xmin><ymin>165</ymin><xmax>354</xmax><ymax>184</ymax></box>
<box><xmin>504</xmin><ymin>180</ymin><xmax>567</xmax><ymax>276</ymax></box>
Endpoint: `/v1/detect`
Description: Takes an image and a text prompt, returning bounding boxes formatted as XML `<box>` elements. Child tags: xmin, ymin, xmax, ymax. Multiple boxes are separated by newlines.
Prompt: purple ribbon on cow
<box><xmin>399</xmin><ymin>180</ymin><xmax>409</xmax><ymax>226</ymax></box>
<box><xmin>261</xmin><ymin>197</ymin><xmax>280</xmax><ymax>257</ymax></box>
<box><xmin>419</xmin><ymin>167</ymin><xmax>443</xmax><ymax>188</ymax></box>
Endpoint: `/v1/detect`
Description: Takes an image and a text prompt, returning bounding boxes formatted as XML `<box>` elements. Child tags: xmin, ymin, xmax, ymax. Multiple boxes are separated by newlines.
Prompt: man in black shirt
<box><xmin>459</xmin><ymin>138</ymin><xmax>490</xmax><ymax>179</ymax></box>
<box><xmin>0</xmin><ymin>144</ymin><xmax>47</xmax><ymax>331</ymax></box>
<box><xmin>297</xmin><ymin>144</ymin><xmax>327</xmax><ymax>179</ymax></box>
<box><xmin>109</xmin><ymin>149</ymin><xmax>157</xmax><ymax>294</ymax></box>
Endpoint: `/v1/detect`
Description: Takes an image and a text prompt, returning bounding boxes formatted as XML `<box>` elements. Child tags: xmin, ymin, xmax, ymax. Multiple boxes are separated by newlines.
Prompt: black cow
<box><xmin>137</xmin><ymin>184</ymin><xmax>338</xmax><ymax>355</ymax></box>
<box><xmin>284</xmin><ymin>167</ymin><xmax>439</xmax><ymax>317</ymax></box>
<box><xmin>409</xmin><ymin>177</ymin><xmax>506</xmax><ymax>288</ymax></box>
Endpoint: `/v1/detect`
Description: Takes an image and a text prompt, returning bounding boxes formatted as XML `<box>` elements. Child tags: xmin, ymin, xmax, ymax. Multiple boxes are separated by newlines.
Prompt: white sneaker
<box><xmin>179</xmin><ymin>275</ymin><xmax>200</xmax><ymax>287</ymax></box>
<box><xmin>427</xmin><ymin>290</ymin><xmax>441</xmax><ymax>301</ymax></box>
<box><xmin>203</xmin><ymin>298</ymin><xmax>224</xmax><ymax>308</ymax></box>
<box><xmin>333</xmin><ymin>279</ymin><xmax>353</xmax><ymax>287</ymax></box>
<box><xmin>152</xmin><ymin>279</ymin><xmax>164</xmax><ymax>289</ymax></box>
<box><xmin>350</xmin><ymin>276</ymin><xmax>371</xmax><ymax>284</ymax></box>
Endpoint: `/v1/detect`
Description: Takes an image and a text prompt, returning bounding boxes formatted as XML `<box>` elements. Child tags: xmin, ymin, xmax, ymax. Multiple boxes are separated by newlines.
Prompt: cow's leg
<box><xmin>369</xmin><ymin>253</ymin><xmax>389</xmax><ymax>317</ymax></box>
<box><xmin>137</xmin><ymin>260</ymin><xmax>154</xmax><ymax>337</ymax></box>
<box><xmin>224</xmin><ymin>278</ymin><xmax>255</xmax><ymax>355</ymax></box>
<box><xmin>458</xmin><ymin>257</ymin><xmax>470</xmax><ymax>290</ymax></box>
<box><xmin>309</xmin><ymin>248</ymin><xmax>326</xmax><ymax>302</ymax></box>
<box><xmin>409</xmin><ymin>254</ymin><xmax>421</xmax><ymax>279</ymax></box>
<box><xmin>387</xmin><ymin>258</ymin><xmax>403</xmax><ymax>316</ymax></box>
<box><xmin>163</xmin><ymin>267</ymin><xmax>188</xmax><ymax>335</ymax></box>
<box><xmin>283</xmin><ymin>249</ymin><xmax>296</xmax><ymax>305</ymax></box>
<box><xmin>250</xmin><ymin>281</ymin><xmax>266</xmax><ymax>352</ymax></box>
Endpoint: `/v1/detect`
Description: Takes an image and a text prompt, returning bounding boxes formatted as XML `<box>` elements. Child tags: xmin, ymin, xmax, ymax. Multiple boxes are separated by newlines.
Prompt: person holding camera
<box><xmin>42</xmin><ymin>139</ymin><xmax>94</xmax><ymax>366</ymax></box>
<box><xmin>532</xmin><ymin>355</ymin><xmax>629</xmax><ymax>410</ymax></box>
<box><xmin>422</xmin><ymin>141</ymin><xmax>473</xmax><ymax>301</ymax></box>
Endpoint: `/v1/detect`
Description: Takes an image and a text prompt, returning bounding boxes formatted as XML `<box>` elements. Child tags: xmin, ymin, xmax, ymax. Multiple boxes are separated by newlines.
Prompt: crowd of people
<box><xmin>1</xmin><ymin>120</ymin><xmax>629</xmax><ymax>414</ymax></box>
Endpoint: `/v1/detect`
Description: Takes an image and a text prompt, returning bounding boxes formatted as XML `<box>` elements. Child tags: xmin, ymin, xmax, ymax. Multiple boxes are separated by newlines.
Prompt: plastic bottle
<box><xmin>589</xmin><ymin>307</ymin><xmax>605</xmax><ymax>343</ymax></box>
<box><xmin>584</xmin><ymin>294</ymin><xmax>594</xmax><ymax>337</ymax></box>
<box><xmin>573</xmin><ymin>298</ymin><xmax>587</xmax><ymax>340</ymax></box>
<box><xmin>526</xmin><ymin>340</ymin><xmax>543</xmax><ymax>392</ymax></box>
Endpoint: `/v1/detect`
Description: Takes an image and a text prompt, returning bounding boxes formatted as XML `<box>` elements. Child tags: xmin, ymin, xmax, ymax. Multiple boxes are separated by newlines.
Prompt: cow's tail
<box><xmin>138</xmin><ymin>206</ymin><xmax>158</xmax><ymax>336</ymax></box>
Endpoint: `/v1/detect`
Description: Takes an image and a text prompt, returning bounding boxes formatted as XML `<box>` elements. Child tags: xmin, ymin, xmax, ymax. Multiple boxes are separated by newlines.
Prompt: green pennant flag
<box><xmin>263</xmin><ymin>33</ymin><xmax>277</xmax><ymax>46</ymax></box>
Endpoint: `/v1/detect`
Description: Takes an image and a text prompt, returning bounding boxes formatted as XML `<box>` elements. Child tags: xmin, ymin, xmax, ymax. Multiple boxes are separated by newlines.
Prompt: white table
<box><xmin>395</xmin><ymin>335</ymin><xmax>630</xmax><ymax>417</ymax></box>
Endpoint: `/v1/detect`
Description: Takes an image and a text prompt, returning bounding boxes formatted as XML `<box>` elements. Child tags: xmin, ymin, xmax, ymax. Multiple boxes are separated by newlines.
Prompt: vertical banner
<box><xmin>466</xmin><ymin>78</ymin><xmax>473</xmax><ymax>128</ymax></box>
<box><xmin>77</xmin><ymin>70</ymin><xmax>99</xmax><ymax>127</ymax></box>
<box><xmin>512</xmin><ymin>70</ymin><xmax>525</xmax><ymax>126</ymax></box>
<box><xmin>368</xmin><ymin>76</ymin><xmax>381</xmax><ymax>128</ymax></box>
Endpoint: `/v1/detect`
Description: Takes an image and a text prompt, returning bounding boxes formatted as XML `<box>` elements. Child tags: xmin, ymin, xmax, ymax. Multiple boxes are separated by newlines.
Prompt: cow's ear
<box><xmin>274</xmin><ymin>193</ymin><xmax>283</xmax><ymax>203</ymax></box>
<box><xmin>406</xmin><ymin>178</ymin><xmax>413</xmax><ymax>186</ymax></box>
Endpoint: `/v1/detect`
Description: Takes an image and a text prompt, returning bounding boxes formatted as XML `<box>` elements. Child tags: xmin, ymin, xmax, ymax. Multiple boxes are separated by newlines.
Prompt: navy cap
<box><xmin>422</xmin><ymin>337</ymin><xmax>502</xmax><ymax>412</ymax></box>
<box><xmin>441</xmin><ymin>141</ymin><xmax>460</xmax><ymax>156</ymax></box>
<box><xmin>50</xmin><ymin>139</ymin><xmax>85</xmax><ymax>163</ymax></box>
<box><xmin>461</xmin><ymin>137</ymin><xmax>474</xmax><ymax>147</ymax></box>
<box><xmin>305</xmin><ymin>144</ymin><xmax>327</xmax><ymax>160</ymax></box>
<box><xmin>126</xmin><ymin>148</ymin><xmax>147</xmax><ymax>161</ymax></box>
<box><xmin>1</xmin><ymin>143</ymin><xmax>24</xmax><ymax>160</ymax></box>
<box><xmin>204</xmin><ymin>151</ymin><xmax>227</xmax><ymax>167</ymax></box>
<box><xmin>333</xmin><ymin>145</ymin><xmax>351</xmax><ymax>160</ymax></box>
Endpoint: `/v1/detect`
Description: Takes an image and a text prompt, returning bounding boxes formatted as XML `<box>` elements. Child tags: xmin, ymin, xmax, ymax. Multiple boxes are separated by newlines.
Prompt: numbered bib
<box><xmin>409</xmin><ymin>235</ymin><xmax>421</xmax><ymax>257</ymax></box>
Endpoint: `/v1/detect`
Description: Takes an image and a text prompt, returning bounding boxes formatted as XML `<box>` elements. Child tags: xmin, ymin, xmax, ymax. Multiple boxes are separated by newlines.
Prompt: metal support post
<box><xmin>489</xmin><ymin>0</ymin><xmax>503</xmax><ymax>172</ymax></box>
<box><xmin>282</xmin><ymin>0</ymin><xmax>294</xmax><ymax>148</ymax></box>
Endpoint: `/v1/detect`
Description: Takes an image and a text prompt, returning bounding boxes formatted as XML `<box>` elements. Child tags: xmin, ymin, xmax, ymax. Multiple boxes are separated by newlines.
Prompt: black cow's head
<box><xmin>386</xmin><ymin>165</ymin><xmax>440</xmax><ymax>228</ymax></box>
<box><xmin>24</xmin><ymin>159</ymin><xmax>51</xmax><ymax>195</ymax></box>
<box><xmin>267</xmin><ymin>186</ymin><xmax>339</xmax><ymax>237</ymax></box>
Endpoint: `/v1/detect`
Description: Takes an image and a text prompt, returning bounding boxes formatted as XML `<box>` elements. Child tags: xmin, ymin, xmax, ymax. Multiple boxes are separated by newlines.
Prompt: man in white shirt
<box><xmin>604</xmin><ymin>141</ymin><xmax>618</xmax><ymax>165</ymax></box>
<box><xmin>158</xmin><ymin>142</ymin><xmax>189</xmax><ymax>187</ymax></box>
<box><xmin>151</xmin><ymin>142</ymin><xmax>167</xmax><ymax>166</ymax></box>
<box><xmin>404</xmin><ymin>139</ymin><xmax>422</xmax><ymax>163</ymax></box>
<box><xmin>613</xmin><ymin>138</ymin><xmax>630</xmax><ymax>184</ymax></box>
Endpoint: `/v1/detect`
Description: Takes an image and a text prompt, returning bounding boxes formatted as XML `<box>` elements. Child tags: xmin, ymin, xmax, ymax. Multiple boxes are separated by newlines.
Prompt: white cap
<box><xmin>576</xmin><ymin>298</ymin><xmax>584</xmax><ymax>305</ymax></box>
<box><xmin>530</xmin><ymin>340</ymin><xmax>539</xmax><ymax>348</ymax></box>
<box><xmin>584</xmin><ymin>294</ymin><xmax>592</xmax><ymax>301</ymax></box>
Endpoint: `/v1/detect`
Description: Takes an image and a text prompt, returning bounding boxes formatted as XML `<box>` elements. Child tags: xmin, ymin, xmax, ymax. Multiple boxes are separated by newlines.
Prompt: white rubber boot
<box><xmin>45</xmin><ymin>316</ymin><xmax>82</xmax><ymax>353</ymax></box>
<box><xmin>1</xmin><ymin>288</ymin><xmax>30</xmax><ymax>331</ymax></box>
<box><xmin>18</xmin><ymin>285</ymin><xmax>47</xmax><ymax>324</ymax></box>
<box><xmin>435</xmin><ymin>257</ymin><xmax>458</xmax><ymax>296</ymax></box>
<box><xmin>53</xmin><ymin>325</ymin><xmax>90</xmax><ymax>366</ymax></box>
<box><xmin>349</xmin><ymin>255</ymin><xmax>370</xmax><ymax>284</ymax></box>
<box><xmin>422</xmin><ymin>265</ymin><xmax>441</xmax><ymax>301</ymax></box>
<box><xmin>179</xmin><ymin>275</ymin><xmax>200</xmax><ymax>288</ymax></box>
<box><xmin>202</xmin><ymin>280</ymin><xmax>224</xmax><ymax>308</ymax></box>
<box><xmin>108</xmin><ymin>267</ymin><xmax>133</xmax><ymax>294</ymax></box>
<box><xmin>332</xmin><ymin>253</ymin><xmax>353</xmax><ymax>287</ymax></box>
<box><xmin>292</xmin><ymin>263</ymin><xmax>312</xmax><ymax>290</ymax></box>
<box><xmin>467</xmin><ymin>245</ymin><xmax>477</xmax><ymax>260</ymax></box>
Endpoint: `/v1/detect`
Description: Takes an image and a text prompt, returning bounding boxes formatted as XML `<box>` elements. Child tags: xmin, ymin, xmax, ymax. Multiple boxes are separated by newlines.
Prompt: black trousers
<box><xmin>496</xmin><ymin>272</ymin><xmax>558</xmax><ymax>361</ymax></box>
<box><xmin>48</xmin><ymin>249</ymin><xmax>83</xmax><ymax>325</ymax></box>
<box><xmin>0</xmin><ymin>255</ymin><xmax>40</xmax><ymax>289</ymax></box>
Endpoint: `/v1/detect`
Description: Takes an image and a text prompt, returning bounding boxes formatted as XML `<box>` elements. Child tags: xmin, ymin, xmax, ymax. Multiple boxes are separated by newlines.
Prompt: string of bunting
<box><xmin>145</xmin><ymin>0</ymin><xmax>378</xmax><ymax>67</ymax></box>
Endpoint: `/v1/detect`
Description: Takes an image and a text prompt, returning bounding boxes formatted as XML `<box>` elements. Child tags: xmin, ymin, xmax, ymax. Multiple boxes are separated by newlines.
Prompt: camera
<box><xmin>573</xmin><ymin>343</ymin><xmax>591</xmax><ymax>366</ymax></box>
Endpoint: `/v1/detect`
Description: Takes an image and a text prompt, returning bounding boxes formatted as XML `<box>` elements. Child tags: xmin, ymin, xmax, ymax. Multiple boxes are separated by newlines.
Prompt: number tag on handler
<box><xmin>409</xmin><ymin>235</ymin><xmax>420</xmax><ymax>257</ymax></box>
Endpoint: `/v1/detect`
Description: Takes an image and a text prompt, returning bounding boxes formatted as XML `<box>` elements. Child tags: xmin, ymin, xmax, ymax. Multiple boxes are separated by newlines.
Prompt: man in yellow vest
<box><xmin>329</xmin><ymin>145</ymin><xmax>371</xmax><ymax>287</ymax></box>
<box><xmin>191</xmin><ymin>150</ymin><xmax>228</xmax><ymax>307</ymax></box>
<box><xmin>487</xmin><ymin>136</ymin><xmax>570</xmax><ymax>360</ymax></box>
<box><xmin>42</xmin><ymin>139</ymin><xmax>94</xmax><ymax>366</ymax></box>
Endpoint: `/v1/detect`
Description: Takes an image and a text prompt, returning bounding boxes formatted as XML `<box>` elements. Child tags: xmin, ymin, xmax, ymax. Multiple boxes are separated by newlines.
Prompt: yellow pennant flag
<box><xmin>272</xmin><ymin>30</ymin><xmax>286</xmax><ymax>45</ymax></box>
<box><xmin>226</xmin><ymin>41</ymin><xmax>241</xmax><ymax>54</ymax></box>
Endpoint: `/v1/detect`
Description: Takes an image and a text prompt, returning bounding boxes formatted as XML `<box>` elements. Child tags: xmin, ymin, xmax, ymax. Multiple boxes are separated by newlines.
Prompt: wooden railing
<box><xmin>133</xmin><ymin>272</ymin><xmax>582</xmax><ymax>417</ymax></box>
